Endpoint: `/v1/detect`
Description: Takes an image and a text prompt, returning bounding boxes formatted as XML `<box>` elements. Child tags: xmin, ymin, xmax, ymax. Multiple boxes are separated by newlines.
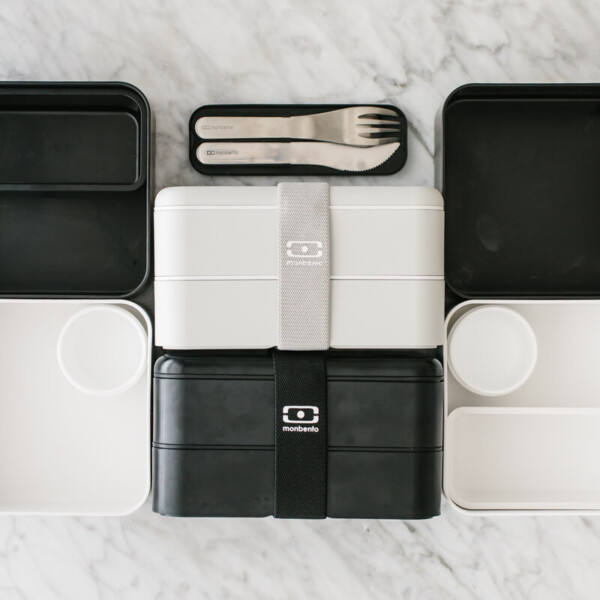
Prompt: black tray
<box><xmin>0</xmin><ymin>82</ymin><xmax>151</xmax><ymax>297</ymax></box>
<box><xmin>189</xmin><ymin>104</ymin><xmax>407</xmax><ymax>176</ymax></box>
<box><xmin>439</xmin><ymin>84</ymin><xmax>600</xmax><ymax>300</ymax></box>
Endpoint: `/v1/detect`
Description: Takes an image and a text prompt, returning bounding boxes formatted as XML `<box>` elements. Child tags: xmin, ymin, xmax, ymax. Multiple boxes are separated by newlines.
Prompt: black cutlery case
<box><xmin>189</xmin><ymin>104</ymin><xmax>407</xmax><ymax>176</ymax></box>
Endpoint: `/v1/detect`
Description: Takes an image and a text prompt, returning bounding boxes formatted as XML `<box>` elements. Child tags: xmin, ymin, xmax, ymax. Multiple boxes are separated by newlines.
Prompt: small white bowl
<box><xmin>448</xmin><ymin>305</ymin><xmax>538</xmax><ymax>397</ymax></box>
<box><xmin>57</xmin><ymin>305</ymin><xmax>148</xmax><ymax>397</ymax></box>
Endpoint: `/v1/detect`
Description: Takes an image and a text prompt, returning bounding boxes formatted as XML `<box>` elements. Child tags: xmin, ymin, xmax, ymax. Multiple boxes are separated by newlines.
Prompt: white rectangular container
<box><xmin>0</xmin><ymin>300</ymin><xmax>151</xmax><ymax>516</ymax></box>
<box><xmin>154</xmin><ymin>186</ymin><xmax>445</xmax><ymax>350</ymax></box>
<box><xmin>444</xmin><ymin>300</ymin><xmax>600</xmax><ymax>515</ymax></box>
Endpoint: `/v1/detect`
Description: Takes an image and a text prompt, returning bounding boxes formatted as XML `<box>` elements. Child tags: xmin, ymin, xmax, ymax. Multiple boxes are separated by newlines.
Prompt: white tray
<box><xmin>446</xmin><ymin>407</ymin><xmax>600</xmax><ymax>511</ymax></box>
<box><xmin>0</xmin><ymin>300</ymin><xmax>151</xmax><ymax>515</ymax></box>
<box><xmin>444</xmin><ymin>300</ymin><xmax>600</xmax><ymax>515</ymax></box>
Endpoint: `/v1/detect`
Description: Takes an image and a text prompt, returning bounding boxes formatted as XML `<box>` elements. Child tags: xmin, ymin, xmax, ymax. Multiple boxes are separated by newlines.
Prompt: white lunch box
<box><xmin>154</xmin><ymin>186</ymin><xmax>444</xmax><ymax>350</ymax></box>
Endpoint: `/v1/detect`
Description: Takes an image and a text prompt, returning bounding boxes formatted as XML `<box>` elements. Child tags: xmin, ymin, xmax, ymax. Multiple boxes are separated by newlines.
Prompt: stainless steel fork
<box><xmin>195</xmin><ymin>106</ymin><xmax>402</xmax><ymax>146</ymax></box>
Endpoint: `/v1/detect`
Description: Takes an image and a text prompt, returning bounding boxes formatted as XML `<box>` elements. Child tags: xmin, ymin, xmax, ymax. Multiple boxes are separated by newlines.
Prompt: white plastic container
<box><xmin>447</xmin><ymin>305</ymin><xmax>538</xmax><ymax>397</ymax></box>
<box><xmin>57</xmin><ymin>305</ymin><xmax>148</xmax><ymax>397</ymax></box>
<box><xmin>154</xmin><ymin>186</ymin><xmax>445</xmax><ymax>350</ymax></box>
<box><xmin>444</xmin><ymin>300</ymin><xmax>600</xmax><ymax>515</ymax></box>
<box><xmin>446</xmin><ymin>407</ymin><xmax>600</xmax><ymax>511</ymax></box>
<box><xmin>0</xmin><ymin>300</ymin><xmax>151</xmax><ymax>516</ymax></box>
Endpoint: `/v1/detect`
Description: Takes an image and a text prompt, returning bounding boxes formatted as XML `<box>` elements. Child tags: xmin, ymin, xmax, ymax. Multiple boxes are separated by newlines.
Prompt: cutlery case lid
<box><xmin>439</xmin><ymin>83</ymin><xmax>600</xmax><ymax>302</ymax></box>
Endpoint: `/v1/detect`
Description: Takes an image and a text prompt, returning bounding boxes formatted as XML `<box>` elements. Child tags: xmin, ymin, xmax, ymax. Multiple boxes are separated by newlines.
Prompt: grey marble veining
<box><xmin>1</xmin><ymin>0</ymin><xmax>600</xmax><ymax>598</ymax></box>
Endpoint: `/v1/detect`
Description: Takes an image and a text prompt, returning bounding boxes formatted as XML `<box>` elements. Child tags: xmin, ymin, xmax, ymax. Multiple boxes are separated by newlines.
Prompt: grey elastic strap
<box><xmin>277</xmin><ymin>182</ymin><xmax>330</xmax><ymax>350</ymax></box>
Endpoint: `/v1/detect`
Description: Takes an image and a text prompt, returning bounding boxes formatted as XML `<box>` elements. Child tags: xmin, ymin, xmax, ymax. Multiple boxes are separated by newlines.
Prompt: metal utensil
<box><xmin>195</xmin><ymin>107</ymin><xmax>402</xmax><ymax>146</ymax></box>
<box><xmin>197</xmin><ymin>141</ymin><xmax>400</xmax><ymax>172</ymax></box>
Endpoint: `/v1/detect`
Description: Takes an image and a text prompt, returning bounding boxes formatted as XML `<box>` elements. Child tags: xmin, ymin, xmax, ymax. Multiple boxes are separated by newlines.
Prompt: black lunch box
<box><xmin>153</xmin><ymin>352</ymin><xmax>443</xmax><ymax>519</ymax></box>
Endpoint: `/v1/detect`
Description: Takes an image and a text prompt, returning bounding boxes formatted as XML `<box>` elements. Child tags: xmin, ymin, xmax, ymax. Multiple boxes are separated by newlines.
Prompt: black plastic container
<box><xmin>0</xmin><ymin>82</ymin><xmax>151</xmax><ymax>297</ymax></box>
<box><xmin>438</xmin><ymin>84</ymin><xmax>600</xmax><ymax>303</ymax></box>
<box><xmin>153</xmin><ymin>352</ymin><xmax>443</xmax><ymax>519</ymax></box>
<box><xmin>189</xmin><ymin>104</ymin><xmax>407</xmax><ymax>176</ymax></box>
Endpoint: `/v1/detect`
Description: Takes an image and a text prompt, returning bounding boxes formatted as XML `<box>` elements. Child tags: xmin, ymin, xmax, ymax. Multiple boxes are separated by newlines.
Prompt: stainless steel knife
<box><xmin>197</xmin><ymin>141</ymin><xmax>400</xmax><ymax>172</ymax></box>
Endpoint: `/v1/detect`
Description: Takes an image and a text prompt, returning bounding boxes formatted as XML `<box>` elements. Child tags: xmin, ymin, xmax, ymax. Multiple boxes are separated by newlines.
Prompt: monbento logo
<box><xmin>285</xmin><ymin>241</ymin><xmax>323</xmax><ymax>266</ymax></box>
<box><xmin>282</xmin><ymin>405</ymin><xmax>320</xmax><ymax>433</ymax></box>
<box><xmin>201</xmin><ymin>124</ymin><xmax>234</xmax><ymax>130</ymax></box>
<box><xmin>206</xmin><ymin>149</ymin><xmax>238</xmax><ymax>156</ymax></box>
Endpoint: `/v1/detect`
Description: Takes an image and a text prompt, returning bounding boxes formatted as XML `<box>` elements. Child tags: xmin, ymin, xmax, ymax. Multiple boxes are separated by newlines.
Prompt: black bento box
<box><xmin>153</xmin><ymin>352</ymin><xmax>443</xmax><ymax>520</ymax></box>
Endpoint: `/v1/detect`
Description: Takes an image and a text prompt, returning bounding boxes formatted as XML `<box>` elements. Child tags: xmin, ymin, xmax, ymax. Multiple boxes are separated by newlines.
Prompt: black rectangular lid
<box><xmin>153</xmin><ymin>353</ymin><xmax>443</xmax><ymax>450</ymax></box>
<box><xmin>441</xmin><ymin>83</ymin><xmax>600</xmax><ymax>301</ymax></box>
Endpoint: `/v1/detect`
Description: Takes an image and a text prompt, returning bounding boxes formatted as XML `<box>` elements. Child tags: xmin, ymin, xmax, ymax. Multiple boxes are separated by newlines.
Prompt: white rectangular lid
<box><xmin>154</xmin><ymin>186</ymin><xmax>444</xmax><ymax>279</ymax></box>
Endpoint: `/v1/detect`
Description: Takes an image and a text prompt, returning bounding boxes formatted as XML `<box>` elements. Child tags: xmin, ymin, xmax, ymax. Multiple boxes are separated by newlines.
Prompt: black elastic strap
<box><xmin>273</xmin><ymin>350</ymin><xmax>327</xmax><ymax>519</ymax></box>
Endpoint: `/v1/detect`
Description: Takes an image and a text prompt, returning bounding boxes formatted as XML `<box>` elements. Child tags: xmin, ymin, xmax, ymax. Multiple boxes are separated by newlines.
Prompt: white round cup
<box><xmin>448</xmin><ymin>305</ymin><xmax>538</xmax><ymax>397</ymax></box>
<box><xmin>57</xmin><ymin>305</ymin><xmax>148</xmax><ymax>397</ymax></box>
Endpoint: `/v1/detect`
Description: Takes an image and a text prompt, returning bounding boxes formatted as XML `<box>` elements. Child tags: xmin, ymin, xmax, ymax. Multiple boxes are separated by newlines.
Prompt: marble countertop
<box><xmin>2</xmin><ymin>0</ymin><xmax>600</xmax><ymax>598</ymax></box>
